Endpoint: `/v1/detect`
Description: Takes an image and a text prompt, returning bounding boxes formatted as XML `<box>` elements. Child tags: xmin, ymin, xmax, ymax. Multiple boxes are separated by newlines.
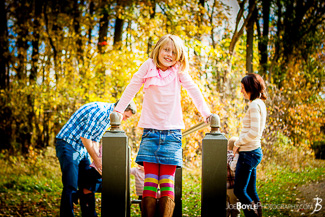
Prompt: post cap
<box><xmin>210</xmin><ymin>114</ymin><xmax>221</xmax><ymax>134</ymax></box>
<box><xmin>109</xmin><ymin>112</ymin><xmax>123</xmax><ymax>132</ymax></box>
<box><xmin>210</xmin><ymin>114</ymin><xmax>220</xmax><ymax>128</ymax></box>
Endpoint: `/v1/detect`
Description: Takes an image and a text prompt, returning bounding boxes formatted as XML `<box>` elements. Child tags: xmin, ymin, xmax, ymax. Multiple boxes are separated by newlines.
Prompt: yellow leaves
<box><xmin>3</xmin><ymin>0</ymin><xmax>323</xmax><ymax>173</ymax></box>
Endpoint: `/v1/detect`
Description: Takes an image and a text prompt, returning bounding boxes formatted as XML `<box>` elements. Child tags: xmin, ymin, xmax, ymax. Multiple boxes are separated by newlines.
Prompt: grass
<box><xmin>257</xmin><ymin>162</ymin><xmax>324</xmax><ymax>216</ymax></box>
<box><xmin>0</xmin><ymin>146</ymin><xmax>324</xmax><ymax>216</ymax></box>
<box><xmin>0</xmin><ymin>147</ymin><xmax>63</xmax><ymax>216</ymax></box>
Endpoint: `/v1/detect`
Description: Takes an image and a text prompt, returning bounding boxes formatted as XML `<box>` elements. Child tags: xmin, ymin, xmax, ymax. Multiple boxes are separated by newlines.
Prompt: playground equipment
<box><xmin>201</xmin><ymin>114</ymin><xmax>227</xmax><ymax>216</ymax></box>
<box><xmin>102</xmin><ymin>113</ymin><xmax>227</xmax><ymax>216</ymax></box>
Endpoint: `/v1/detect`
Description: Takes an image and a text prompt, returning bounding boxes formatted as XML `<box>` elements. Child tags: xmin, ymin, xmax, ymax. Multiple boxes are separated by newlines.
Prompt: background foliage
<box><xmin>1</xmin><ymin>0</ymin><xmax>324</xmax><ymax>163</ymax></box>
<box><xmin>0</xmin><ymin>0</ymin><xmax>325</xmax><ymax>216</ymax></box>
<box><xmin>0</xmin><ymin>0</ymin><xmax>325</xmax><ymax>170</ymax></box>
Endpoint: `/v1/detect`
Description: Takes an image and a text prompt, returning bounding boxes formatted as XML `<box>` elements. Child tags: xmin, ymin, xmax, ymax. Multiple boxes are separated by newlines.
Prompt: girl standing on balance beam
<box><xmin>114</xmin><ymin>34</ymin><xmax>211</xmax><ymax>217</ymax></box>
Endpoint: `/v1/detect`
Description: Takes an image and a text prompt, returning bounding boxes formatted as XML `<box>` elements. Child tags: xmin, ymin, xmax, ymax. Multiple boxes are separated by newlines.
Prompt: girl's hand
<box><xmin>113</xmin><ymin>108</ymin><xmax>122</xmax><ymax>113</ymax></box>
<box><xmin>205</xmin><ymin>115</ymin><xmax>212</xmax><ymax>124</ymax></box>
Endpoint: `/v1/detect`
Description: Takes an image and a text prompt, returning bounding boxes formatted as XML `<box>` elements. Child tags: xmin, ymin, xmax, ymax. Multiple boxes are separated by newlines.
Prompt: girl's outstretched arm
<box><xmin>179</xmin><ymin>73</ymin><xmax>211</xmax><ymax>119</ymax></box>
<box><xmin>115</xmin><ymin>59</ymin><xmax>151</xmax><ymax>113</ymax></box>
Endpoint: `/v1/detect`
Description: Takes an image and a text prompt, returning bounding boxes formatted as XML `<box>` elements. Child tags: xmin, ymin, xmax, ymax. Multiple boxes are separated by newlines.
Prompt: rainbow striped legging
<box><xmin>143</xmin><ymin>162</ymin><xmax>176</xmax><ymax>200</ymax></box>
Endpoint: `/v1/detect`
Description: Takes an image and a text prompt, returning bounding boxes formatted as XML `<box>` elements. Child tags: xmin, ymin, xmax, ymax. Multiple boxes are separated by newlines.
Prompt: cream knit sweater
<box><xmin>234</xmin><ymin>99</ymin><xmax>267</xmax><ymax>152</ymax></box>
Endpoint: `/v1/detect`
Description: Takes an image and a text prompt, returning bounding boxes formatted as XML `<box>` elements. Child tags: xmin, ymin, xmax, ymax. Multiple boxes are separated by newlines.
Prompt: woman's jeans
<box><xmin>56</xmin><ymin>139</ymin><xmax>95</xmax><ymax>217</ymax></box>
<box><xmin>234</xmin><ymin>148</ymin><xmax>263</xmax><ymax>205</ymax></box>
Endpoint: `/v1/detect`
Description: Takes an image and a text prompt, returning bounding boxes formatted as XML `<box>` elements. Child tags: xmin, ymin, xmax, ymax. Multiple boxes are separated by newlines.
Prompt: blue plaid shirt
<box><xmin>56</xmin><ymin>102</ymin><xmax>114</xmax><ymax>154</ymax></box>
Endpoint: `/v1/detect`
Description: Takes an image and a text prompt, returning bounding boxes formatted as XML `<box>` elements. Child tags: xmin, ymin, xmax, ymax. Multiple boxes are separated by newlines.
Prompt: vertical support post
<box><xmin>201</xmin><ymin>114</ymin><xmax>227</xmax><ymax>216</ymax></box>
<box><xmin>102</xmin><ymin>112</ymin><xmax>130</xmax><ymax>217</ymax></box>
<box><xmin>173</xmin><ymin>167</ymin><xmax>182</xmax><ymax>217</ymax></box>
<box><xmin>127</xmin><ymin>145</ymin><xmax>131</xmax><ymax>217</ymax></box>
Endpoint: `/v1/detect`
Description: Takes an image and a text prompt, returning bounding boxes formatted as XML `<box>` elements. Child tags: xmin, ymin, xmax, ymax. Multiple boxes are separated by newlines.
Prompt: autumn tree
<box><xmin>0</xmin><ymin>0</ymin><xmax>323</xmax><ymax>163</ymax></box>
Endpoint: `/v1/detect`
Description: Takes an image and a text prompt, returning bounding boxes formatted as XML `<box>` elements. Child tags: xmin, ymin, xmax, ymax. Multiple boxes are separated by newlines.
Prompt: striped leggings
<box><xmin>143</xmin><ymin>162</ymin><xmax>176</xmax><ymax>200</ymax></box>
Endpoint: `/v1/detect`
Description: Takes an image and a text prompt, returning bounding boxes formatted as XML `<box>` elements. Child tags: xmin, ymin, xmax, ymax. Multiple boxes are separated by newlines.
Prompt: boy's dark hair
<box><xmin>241</xmin><ymin>73</ymin><xmax>267</xmax><ymax>101</ymax></box>
<box><xmin>114</xmin><ymin>100</ymin><xmax>137</xmax><ymax>114</ymax></box>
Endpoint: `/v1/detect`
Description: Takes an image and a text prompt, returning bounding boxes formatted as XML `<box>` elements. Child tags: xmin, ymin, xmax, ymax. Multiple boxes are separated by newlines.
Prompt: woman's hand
<box><xmin>233</xmin><ymin>145</ymin><xmax>239</xmax><ymax>155</ymax></box>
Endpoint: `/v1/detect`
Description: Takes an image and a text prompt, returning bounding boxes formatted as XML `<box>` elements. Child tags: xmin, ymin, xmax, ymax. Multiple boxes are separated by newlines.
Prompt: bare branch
<box><xmin>229</xmin><ymin>0</ymin><xmax>256</xmax><ymax>55</ymax></box>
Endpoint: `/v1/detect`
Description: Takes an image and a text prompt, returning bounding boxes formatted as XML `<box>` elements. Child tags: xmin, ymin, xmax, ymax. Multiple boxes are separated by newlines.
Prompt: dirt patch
<box><xmin>290</xmin><ymin>180</ymin><xmax>325</xmax><ymax>216</ymax></box>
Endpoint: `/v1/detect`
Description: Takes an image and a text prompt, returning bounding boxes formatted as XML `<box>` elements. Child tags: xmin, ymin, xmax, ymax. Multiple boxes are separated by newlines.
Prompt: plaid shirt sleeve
<box><xmin>78</xmin><ymin>112</ymin><xmax>92</xmax><ymax>140</ymax></box>
<box><xmin>79</xmin><ymin>107</ymin><xmax>106</xmax><ymax>140</ymax></box>
<box><xmin>56</xmin><ymin>102</ymin><xmax>114</xmax><ymax>153</ymax></box>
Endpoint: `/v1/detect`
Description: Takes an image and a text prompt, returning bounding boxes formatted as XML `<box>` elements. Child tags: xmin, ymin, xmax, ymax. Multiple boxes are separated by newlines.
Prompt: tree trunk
<box><xmin>113</xmin><ymin>0</ymin><xmax>125</xmax><ymax>47</ymax></box>
<box><xmin>282</xmin><ymin>0</ymin><xmax>294</xmax><ymax>63</ymax></box>
<box><xmin>31</xmin><ymin>0</ymin><xmax>42</xmax><ymax>82</ymax></box>
<box><xmin>98</xmin><ymin>4</ymin><xmax>109</xmax><ymax>53</ymax></box>
<box><xmin>44</xmin><ymin>0</ymin><xmax>59</xmax><ymax>82</ymax></box>
<box><xmin>274</xmin><ymin>0</ymin><xmax>282</xmax><ymax>62</ymax></box>
<box><xmin>0</xmin><ymin>0</ymin><xmax>12</xmax><ymax>151</ymax></box>
<box><xmin>88</xmin><ymin>1</ymin><xmax>95</xmax><ymax>44</ymax></box>
<box><xmin>210</xmin><ymin>0</ymin><xmax>217</xmax><ymax>49</ymax></box>
<box><xmin>15</xmin><ymin>0</ymin><xmax>32</xmax><ymax>153</ymax></box>
<box><xmin>30</xmin><ymin>0</ymin><xmax>43</xmax><ymax>148</ymax></box>
<box><xmin>198</xmin><ymin>0</ymin><xmax>205</xmax><ymax>27</ymax></box>
<box><xmin>16</xmin><ymin>0</ymin><xmax>30</xmax><ymax>81</ymax></box>
<box><xmin>45</xmin><ymin>0</ymin><xmax>65</xmax><ymax>83</ymax></box>
<box><xmin>269</xmin><ymin>0</ymin><xmax>282</xmax><ymax>82</ymax></box>
<box><xmin>73</xmin><ymin>0</ymin><xmax>84</xmax><ymax>63</ymax></box>
<box><xmin>114</xmin><ymin>18</ymin><xmax>124</xmax><ymax>47</ymax></box>
<box><xmin>229</xmin><ymin>0</ymin><xmax>256</xmax><ymax>55</ymax></box>
<box><xmin>259</xmin><ymin>0</ymin><xmax>270</xmax><ymax>76</ymax></box>
<box><xmin>0</xmin><ymin>0</ymin><xmax>9</xmax><ymax>90</ymax></box>
<box><xmin>246</xmin><ymin>0</ymin><xmax>255</xmax><ymax>74</ymax></box>
<box><xmin>147</xmin><ymin>0</ymin><xmax>156</xmax><ymax>55</ymax></box>
<box><xmin>227</xmin><ymin>0</ymin><xmax>254</xmax><ymax>99</ymax></box>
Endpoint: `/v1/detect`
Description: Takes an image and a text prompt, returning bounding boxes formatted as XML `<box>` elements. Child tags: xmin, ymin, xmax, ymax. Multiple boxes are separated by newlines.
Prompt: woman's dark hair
<box><xmin>241</xmin><ymin>73</ymin><xmax>267</xmax><ymax>101</ymax></box>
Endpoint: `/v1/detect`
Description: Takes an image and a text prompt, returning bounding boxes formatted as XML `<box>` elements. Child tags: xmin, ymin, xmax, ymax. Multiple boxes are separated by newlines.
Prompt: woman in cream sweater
<box><xmin>233</xmin><ymin>73</ymin><xmax>267</xmax><ymax>217</ymax></box>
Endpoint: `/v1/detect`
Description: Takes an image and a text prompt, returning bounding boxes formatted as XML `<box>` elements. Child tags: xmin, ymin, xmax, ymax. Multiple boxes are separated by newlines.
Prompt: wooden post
<box><xmin>102</xmin><ymin>112</ymin><xmax>130</xmax><ymax>217</ymax></box>
<box><xmin>201</xmin><ymin>114</ymin><xmax>228</xmax><ymax>216</ymax></box>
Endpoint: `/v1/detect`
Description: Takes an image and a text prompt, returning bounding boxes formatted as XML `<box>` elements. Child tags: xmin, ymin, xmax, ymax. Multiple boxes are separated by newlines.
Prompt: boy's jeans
<box><xmin>234</xmin><ymin>147</ymin><xmax>263</xmax><ymax>205</ymax></box>
<box><xmin>56</xmin><ymin>139</ymin><xmax>94</xmax><ymax>217</ymax></box>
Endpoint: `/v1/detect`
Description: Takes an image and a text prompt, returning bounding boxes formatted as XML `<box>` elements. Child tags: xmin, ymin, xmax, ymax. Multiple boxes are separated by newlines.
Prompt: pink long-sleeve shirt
<box><xmin>115</xmin><ymin>59</ymin><xmax>211</xmax><ymax>130</ymax></box>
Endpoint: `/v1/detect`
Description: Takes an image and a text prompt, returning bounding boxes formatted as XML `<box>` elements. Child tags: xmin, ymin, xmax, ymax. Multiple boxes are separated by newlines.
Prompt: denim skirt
<box><xmin>135</xmin><ymin>129</ymin><xmax>183</xmax><ymax>167</ymax></box>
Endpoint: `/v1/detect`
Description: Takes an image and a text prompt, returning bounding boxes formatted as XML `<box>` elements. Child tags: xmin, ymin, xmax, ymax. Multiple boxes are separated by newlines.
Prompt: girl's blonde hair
<box><xmin>150</xmin><ymin>34</ymin><xmax>189</xmax><ymax>73</ymax></box>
